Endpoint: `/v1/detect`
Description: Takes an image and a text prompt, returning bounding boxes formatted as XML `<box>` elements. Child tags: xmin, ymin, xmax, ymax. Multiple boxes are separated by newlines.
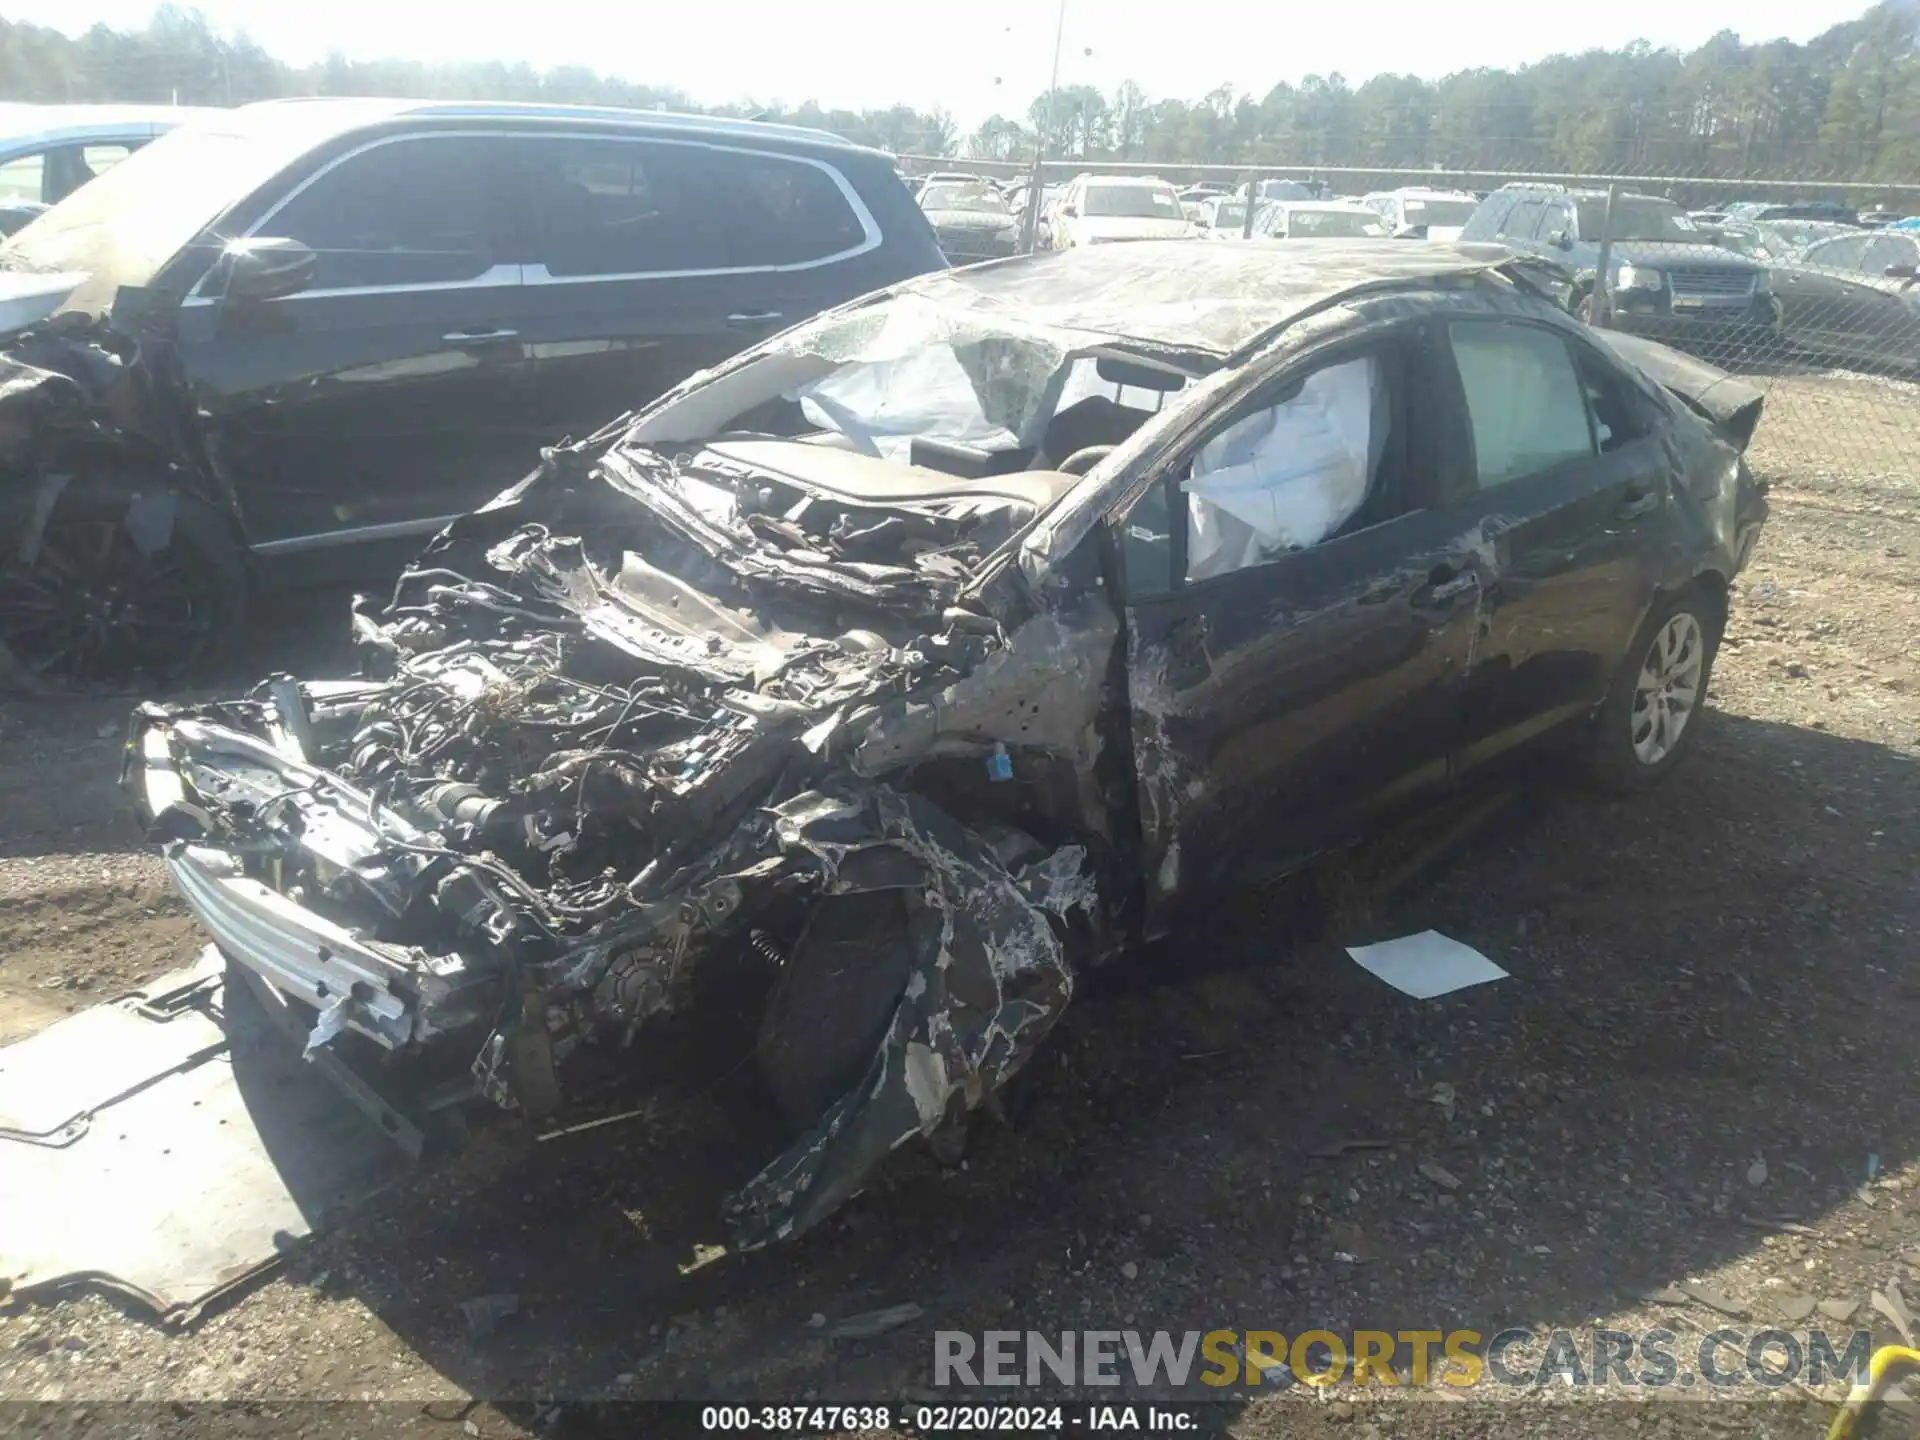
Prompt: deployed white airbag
<box><xmin>1184</xmin><ymin>354</ymin><xmax>1378</xmax><ymax>579</ymax></box>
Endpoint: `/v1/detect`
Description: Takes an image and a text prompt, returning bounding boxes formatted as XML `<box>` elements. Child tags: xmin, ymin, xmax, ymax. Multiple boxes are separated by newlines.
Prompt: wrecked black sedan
<box><xmin>125</xmin><ymin>241</ymin><xmax>1767</xmax><ymax>1247</ymax></box>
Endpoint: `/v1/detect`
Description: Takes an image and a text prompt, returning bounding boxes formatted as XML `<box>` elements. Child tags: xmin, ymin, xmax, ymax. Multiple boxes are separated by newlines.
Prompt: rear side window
<box><xmin>1447</xmin><ymin>323</ymin><xmax>1594</xmax><ymax>487</ymax></box>
<box><xmin>268</xmin><ymin>136</ymin><xmax>498</xmax><ymax>290</ymax></box>
<box><xmin>531</xmin><ymin>138</ymin><xmax>867</xmax><ymax>277</ymax></box>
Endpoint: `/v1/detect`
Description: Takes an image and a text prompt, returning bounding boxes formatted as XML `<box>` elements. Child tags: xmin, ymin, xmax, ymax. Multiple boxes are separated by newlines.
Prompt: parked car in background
<box><xmin>0</xmin><ymin>103</ymin><xmax>217</xmax><ymax>235</ymax></box>
<box><xmin>1360</xmin><ymin>188</ymin><xmax>1480</xmax><ymax>239</ymax></box>
<box><xmin>918</xmin><ymin>178</ymin><xmax>1018</xmax><ymax>264</ymax></box>
<box><xmin>1768</xmin><ymin>228</ymin><xmax>1920</xmax><ymax>369</ymax></box>
<box><xmin>1048</xmin><ymin>175</ymin><xmax>1194</xmax><ymax>248</ymax></box>
<box><xmin>1177</xmin><ymin>186</ymin><xmax>1214</xmax><ymax>220</ymax></box>
<box><xmin>1236</xmin><ymin>177</ymin><xmax>1318</xmax><ymax>203</ymax></box>
<box><xmin>0</xmin><ymin>99</ymin><xmax>945</xmax><ymax>689</ymax></box>
<box><xmin>1711</xmin><ymin>218</ymin><xmax>1856</xmax><ymax>264</ymax></box>
<box><xmin>1460</xmin><ymin>184</ymin><xmax>1776</xmax><ymax>346</ymax></box>
<box><xmin>125</xmin><ymin>240</ymin><xmax>1766</xmax><ymax>1248</ymax></box>
<box><xmin>1191</xmin><ymin>194</ymin><xmax>1249</xmax><ymax>235</ymax></box>
<box><xmin>1228</xmin><ymin>199</ymin><xmax>1389</xmax><ymax>240</ymax></box>
<box><xmin>1725</xmin><ymin>200</ymin><xmax>1859</xmax><ymax>226</ymax></box>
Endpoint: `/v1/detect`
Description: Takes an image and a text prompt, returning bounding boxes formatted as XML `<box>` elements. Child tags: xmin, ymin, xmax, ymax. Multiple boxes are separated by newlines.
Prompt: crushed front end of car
<box><xmin>123</xmin><ymin>315</ymin><xmax>1131</xmax><ymax>1242</ymax></box>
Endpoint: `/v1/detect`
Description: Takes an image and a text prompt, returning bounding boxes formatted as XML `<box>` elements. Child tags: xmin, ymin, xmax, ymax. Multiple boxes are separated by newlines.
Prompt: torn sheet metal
<box><xmin>1344</xmin><ymin>931</ymin><xmax>1509</xmax><ymax>999</ymax></box>
<box><xmin>725</xmin><ymin>784</ymin><xmax>1088</xmax><ymax>1249</ymax></box>
<box><xmin>0</xmin><ymin>951</ymin><xmax>403</xmax><ymax>1321</ymax></box>
<box><xmin>125</xmin><ymin>417</ymin><xmax>1110</xmax><ymax>1245</ymax></box>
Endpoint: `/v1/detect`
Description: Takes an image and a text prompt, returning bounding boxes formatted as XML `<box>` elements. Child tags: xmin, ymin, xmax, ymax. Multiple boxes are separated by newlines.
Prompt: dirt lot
<box><xmin>1</xmin><ymin>370</ymin><xmax>1917</xmax><ymax>1436</ymax></box>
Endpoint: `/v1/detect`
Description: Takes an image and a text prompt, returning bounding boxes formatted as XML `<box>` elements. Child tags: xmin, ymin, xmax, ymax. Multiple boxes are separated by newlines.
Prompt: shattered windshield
<box><xmin>1083</xmin><ymin>184</ymin><xmax>1183</xmax><ymax>220</ymax></box>
<box><xmin>921</xmin><ymin>184</ymin><xmax>1008</xmax><ymax>216</ymax></box>
<box><xmin>778</xmin><ymin>295</ymin><xmax>1071</xmax><ymax>459</ymax></box>
<box><xmin>622</xmin><ymin>289</ymin><xmax>1196</xmax><ymax>480</ymax></box>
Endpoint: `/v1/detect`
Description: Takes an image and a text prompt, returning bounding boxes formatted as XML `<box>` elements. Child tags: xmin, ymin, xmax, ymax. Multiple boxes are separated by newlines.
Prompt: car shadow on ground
<box><xmin>270</xmin><ymin>705</ymin><xmax>1919</xmax><ymax>1404</ymax></box>
<box><xmin>0</xmin><ymin>586</ymin><xmax>362</xmax><ymax>861</ymax></box>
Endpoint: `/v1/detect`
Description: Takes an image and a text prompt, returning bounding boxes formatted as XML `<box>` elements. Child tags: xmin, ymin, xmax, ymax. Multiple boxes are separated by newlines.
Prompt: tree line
<box><xmin>0</xmin><ymin>1</ymin><xmax>1915</xmax><ymax>182</ymax></box>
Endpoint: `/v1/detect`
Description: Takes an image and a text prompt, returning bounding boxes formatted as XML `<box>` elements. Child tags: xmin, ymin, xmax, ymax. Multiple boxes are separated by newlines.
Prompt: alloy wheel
<box><xmin>0</xmin><ymin>510</ymin><xmax>216</xmax><ymax>690</ymax></box>
<box><xmin>1630</xmin><ymin>612</ymin><xmax>1705</xmax><ymax>766</ymax></box>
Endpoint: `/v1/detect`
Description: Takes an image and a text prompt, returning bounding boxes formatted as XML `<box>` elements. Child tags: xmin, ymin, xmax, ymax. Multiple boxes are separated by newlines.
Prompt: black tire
<box><xmin>0</xmin><ymin>473</ymin><xmax>247</xmax><ymax>693</ymax></box>
<box><xmin>1586</xmin><ymin>587</ymin><xmax>1721</xmax><ymax>794</ymax></box>
<box><xmin>755</xmin><ymin>891</ymin><xmax>915</xmax><ymax>1132</ymax></box>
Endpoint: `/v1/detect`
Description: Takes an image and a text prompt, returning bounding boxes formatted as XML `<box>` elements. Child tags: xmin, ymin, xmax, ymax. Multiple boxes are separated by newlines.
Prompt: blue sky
<box><xmin>7</xmin><ymin>0</ymin><xmax>1876</xmax><ymax>124</ymax></box>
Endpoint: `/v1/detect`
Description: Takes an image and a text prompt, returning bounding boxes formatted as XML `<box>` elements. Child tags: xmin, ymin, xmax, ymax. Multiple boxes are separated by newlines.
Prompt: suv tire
<box><xmin>0</xmin><ymin>473</ymin><xmax>247</xmax><ymax>693</ymax></box>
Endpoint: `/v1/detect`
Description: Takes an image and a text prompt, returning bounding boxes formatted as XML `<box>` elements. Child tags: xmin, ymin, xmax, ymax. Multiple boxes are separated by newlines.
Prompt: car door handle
<box><xmin>1615</xmin><ymin>487</ymin><xmax>1662</xmax><ymax>521</ymax></box>
<box><xmin>442</xmin><ymin>328</ymin><xmax>518</xmax><ymax>344</ymax></box>
<box><xmin>726</xmin><ymin>311</ymin><xmax>783</xmax><ymax>329</ymax></box>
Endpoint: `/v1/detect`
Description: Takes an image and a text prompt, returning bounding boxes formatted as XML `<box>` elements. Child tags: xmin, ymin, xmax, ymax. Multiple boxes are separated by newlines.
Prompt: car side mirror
<box><xmin>1884</xmin><ymin>263</ymin><xmax>1919</xmax><ymax>282</ymax></box>
<box><xmin>225</xmin><ymin>237</ymin><xmax>317</xmax><ymax>303</ymax></box>
<box><xmin>1061</xmin><ymin>203</ymin><xmax>1078</xmax><ymax>218</ymax></box>
<box><xmin>1549</xmin><ymin>230</ymin><xmax>1573</xmax><ymax>250</ymax></box>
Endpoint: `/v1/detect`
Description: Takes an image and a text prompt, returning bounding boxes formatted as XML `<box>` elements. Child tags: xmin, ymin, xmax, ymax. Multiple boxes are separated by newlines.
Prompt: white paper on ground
<box><xmin>1344</xmin><ymin>931</ymin><xmax>1509</xmax><ymax>999</ymax></box>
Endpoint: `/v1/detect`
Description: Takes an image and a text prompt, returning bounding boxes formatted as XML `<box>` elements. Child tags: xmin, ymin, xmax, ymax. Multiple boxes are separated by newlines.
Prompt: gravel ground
<box><xmin>1</xmin><ymin>370</ymin><xmax>1917</xmax><ymax>1438</ymax></box>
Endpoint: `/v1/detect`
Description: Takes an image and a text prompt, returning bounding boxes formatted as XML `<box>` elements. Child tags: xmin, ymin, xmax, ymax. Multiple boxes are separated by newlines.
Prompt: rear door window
<box><xmin>1446</xmin><ymin>323</ymin><xmax>1595</xmax><ymax>487</ymax></box>
<box><xmin>528</xmin><ymin>138</ymin><xmax>867</xmax><ymax>278</ymax></box>
<box><xmin>266</xmin><ymin>135</ymin><xmax>501</xmax><ymax>290</ymax></box>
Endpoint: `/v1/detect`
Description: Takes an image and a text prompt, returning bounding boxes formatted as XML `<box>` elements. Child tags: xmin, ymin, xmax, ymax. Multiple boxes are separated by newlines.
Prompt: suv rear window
<box><xmin>531</xmin><ymin>138</ymin><xmax>867</xmax><ymax>277</ymax></box>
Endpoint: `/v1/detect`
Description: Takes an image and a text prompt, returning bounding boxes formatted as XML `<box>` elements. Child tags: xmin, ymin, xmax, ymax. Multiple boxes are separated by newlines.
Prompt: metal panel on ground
<box><xmin>0</xmin><ymin>948</ymin><xmax>403</xmax><ymax>1324</ymax></box>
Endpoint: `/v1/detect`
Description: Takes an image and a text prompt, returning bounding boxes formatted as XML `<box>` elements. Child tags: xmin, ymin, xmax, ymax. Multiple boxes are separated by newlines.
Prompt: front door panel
<box><xmin>1126</xmin><ymin>504</ymin><xmax>1484</xmax><ymax>924</ymax></box>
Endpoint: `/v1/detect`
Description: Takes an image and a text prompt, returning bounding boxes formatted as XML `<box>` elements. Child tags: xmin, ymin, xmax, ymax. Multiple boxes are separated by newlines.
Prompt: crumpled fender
<box><xmin>0</xmin><ymin>311</ymin><xmax>211</xmax><ymax>501</ymax></box>
<box><xmin>724</xmin><ymin>784</ymin><xmax>1093</xmax><ymax>1249</ymax></box>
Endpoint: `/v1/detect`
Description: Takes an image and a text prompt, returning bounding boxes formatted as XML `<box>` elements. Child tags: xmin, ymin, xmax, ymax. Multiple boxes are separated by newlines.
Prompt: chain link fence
<box><xmin>901</xmin><ymin>155</ymin><xmax>1920</xmax><ymax>485</ymax></box>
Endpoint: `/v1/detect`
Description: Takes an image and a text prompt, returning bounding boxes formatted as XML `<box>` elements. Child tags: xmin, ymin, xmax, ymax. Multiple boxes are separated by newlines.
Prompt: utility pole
<box><xmin>1041</xmin><ymin>0</ymin><xmax>1067</xmax><ymax>159</ymax></box>
<box><xmin>1019</xmin><ymin>0</ymin><xmax>1068</xmax><ymax>254</ymax></box>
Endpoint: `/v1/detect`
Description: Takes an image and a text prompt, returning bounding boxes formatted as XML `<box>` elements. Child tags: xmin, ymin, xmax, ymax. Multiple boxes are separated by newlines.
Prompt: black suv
<box><xmin>0</xmin><ymin>100</ymin><xmax>945</xmax><ymax>688</ymax></box>
<box><xmin>1461</xmin><ymin>183</ymin><xmax>1777</xmax><ymax>344</ymax></box>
